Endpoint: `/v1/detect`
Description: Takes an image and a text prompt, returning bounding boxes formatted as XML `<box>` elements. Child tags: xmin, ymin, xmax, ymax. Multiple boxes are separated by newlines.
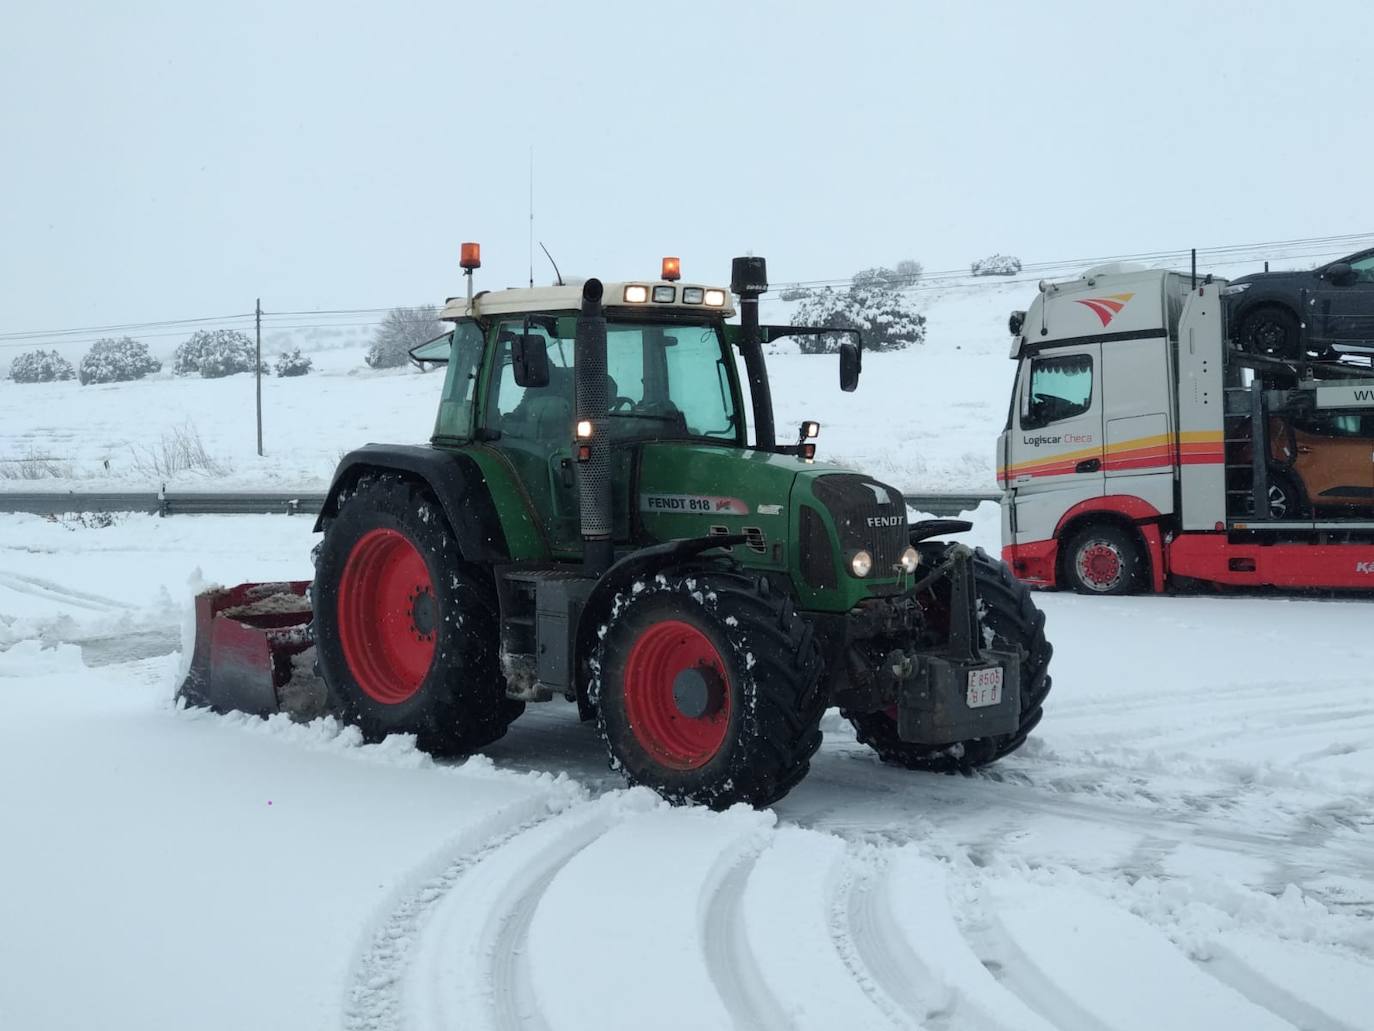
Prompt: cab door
<box><xmin>1009</xmin><ymin>345</ymin><xmax>1105</xmax><ymax>544</ymax></box>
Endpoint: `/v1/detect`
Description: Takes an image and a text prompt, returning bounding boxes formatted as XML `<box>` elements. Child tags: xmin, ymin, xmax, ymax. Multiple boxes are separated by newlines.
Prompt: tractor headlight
<box><xmin>623</xmin><ymin>285</ymin><xmax>649</xmax><ymax>303</ymax></box>
<box><xmin>704</xmin><ymin>289</ymin><xmax>726</xmax><ymax>306</ymax></box>
<box><xmin>850</xmin><ymin>550</ymin><xmax>873</xmax><ymax>578</ymax></box>
<box><xmin>898</xmin><ymin>545</ymin><xmax>920</xmax><ymax>573</ymax></box>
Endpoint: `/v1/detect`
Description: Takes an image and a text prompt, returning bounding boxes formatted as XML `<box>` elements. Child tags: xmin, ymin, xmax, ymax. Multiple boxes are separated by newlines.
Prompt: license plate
<box><xmin>966</xmin><ymin>666</ymin><xmax>1004</xmax><ymax>708</ymax></box>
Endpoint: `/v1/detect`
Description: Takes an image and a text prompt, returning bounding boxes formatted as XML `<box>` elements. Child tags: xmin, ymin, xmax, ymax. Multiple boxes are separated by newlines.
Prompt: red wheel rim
<box><xmin>1077</xmin><ymin>541</ymin><xmax>1122</xmax><ymax>589</ymax></box>
<box><xmin>337</xmin><ymin>528</ymin><xmax>438</xmax><ymax>704</ymax></box>
<box><xmin>622</xmin><ymin>619</ymin><xmax>731</xmax><ymax>770</ymax></box>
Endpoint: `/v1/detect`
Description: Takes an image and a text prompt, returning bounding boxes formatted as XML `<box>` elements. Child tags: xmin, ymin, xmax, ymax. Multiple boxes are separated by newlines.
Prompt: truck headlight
<box><xmin>850</xmin><ymin>550</ymin><xmax>873</xmax><ymax>577</ymax></box>
<box><xmin>898</xmin><ymin>545</ymin><xmax>920</xmax><ymax>573</ymax></box>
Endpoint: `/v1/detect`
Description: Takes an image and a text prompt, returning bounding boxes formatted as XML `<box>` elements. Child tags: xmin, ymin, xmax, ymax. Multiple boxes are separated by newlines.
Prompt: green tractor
<box><xmin>179</xmin><ymin>251</ymin><xmax>1052</xmax><ymax>808</ymax></box>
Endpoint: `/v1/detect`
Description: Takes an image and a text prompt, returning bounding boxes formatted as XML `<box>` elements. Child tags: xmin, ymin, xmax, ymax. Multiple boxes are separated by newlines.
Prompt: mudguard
<box><xmin>909</xmin><ymin>518</ymin><xmax>973</xmax><ymax>543</ymax></box>
<box><xmin>313</xmin><ymin>444</ymin><xmax>511</xmax><ymax>563</ymax></box>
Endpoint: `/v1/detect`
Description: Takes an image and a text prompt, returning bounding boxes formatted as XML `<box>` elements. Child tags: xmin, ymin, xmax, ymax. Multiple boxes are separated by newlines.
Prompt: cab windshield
<box><xmin>487</xmin><ymin>317</ymin><xmax>740</xmax><ymax>444</ymax></box>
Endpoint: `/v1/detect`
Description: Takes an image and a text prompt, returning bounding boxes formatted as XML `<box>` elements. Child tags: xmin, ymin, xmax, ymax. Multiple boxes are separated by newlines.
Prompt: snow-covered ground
<box><xmin>2</xmin><ymin>506</ymin><xmax>1371</xmax><ymax>1030</ymax></box>
<box><xmin>0</xmin><ymin>276</ymin><xmax>1031</xmax><ymax>494</ymax></box>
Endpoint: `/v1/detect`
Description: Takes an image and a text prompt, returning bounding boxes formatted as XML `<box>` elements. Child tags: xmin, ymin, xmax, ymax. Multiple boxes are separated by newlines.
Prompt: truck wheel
<box><xmin>1239</xmin><ymin>305</ymin><xmax>1300</xmax><ymax>359</ymax></box>
<box><xmin>844</xmin><ymin>547</ymin><xmax>1052</xmax><ymax>772</ymax></box>
<box><xmin>1062</xmin><ymin>523</ymin><xmax>1143</xmax><ymax>595</ymax></box>
<box><xmin>594</xmin><ymin>569</ymin><xmax>825</xmax><ymax>809</ymax></box>
<box><xmin>312</xmin><ymin>474</ymin><xmax>522</xmax><ymax>755</ymax></box>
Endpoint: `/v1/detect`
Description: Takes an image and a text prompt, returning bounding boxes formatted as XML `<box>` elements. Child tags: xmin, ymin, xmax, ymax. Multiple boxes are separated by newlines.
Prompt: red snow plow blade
<box><xmin>176</xmin><ymin>582</ymin><xmax>319</xmax><ymax>718</ymax></box>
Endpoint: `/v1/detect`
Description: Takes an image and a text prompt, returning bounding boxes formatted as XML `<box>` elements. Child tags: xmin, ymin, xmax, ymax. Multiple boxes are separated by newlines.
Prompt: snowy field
<box><xmin>0</xmin><ymin>277</ymin><xmax>1030</xmax><ymax>494</ymax></box>
<box><xmin>1</xmin><ymin>505</ymin><xmax>1371</xmax><ymax>1030</ymax></box>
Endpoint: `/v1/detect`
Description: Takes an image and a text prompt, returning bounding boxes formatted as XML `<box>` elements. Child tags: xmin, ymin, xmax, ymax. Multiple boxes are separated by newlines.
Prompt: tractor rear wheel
<box><xmin>844</xmin><ymin>547</ymin><xmax>1052</xmax><ymax>773</ymax></box>
<box><xmin>312</xmin><ymin>474</ymin><xmax>522</xmax><ymax>755</ymax></box>
<box><xmin>594</xmin><ymin>569</ymin><xmax>825</xmax><ymax>808</ymax></box>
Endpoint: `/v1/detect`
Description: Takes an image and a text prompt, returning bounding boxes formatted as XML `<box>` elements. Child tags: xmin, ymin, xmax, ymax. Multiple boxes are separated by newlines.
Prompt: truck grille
<box><xmin>811</xmin><ymin>474</ymin><xmax>907</xmax><ymax>577</ymax></box>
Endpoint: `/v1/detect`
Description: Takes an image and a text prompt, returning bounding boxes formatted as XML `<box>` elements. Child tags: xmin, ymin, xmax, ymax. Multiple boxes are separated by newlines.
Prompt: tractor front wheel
<box><xmin>312</xmin><ymin>474</ymin><xmax>522</xmax><ymax>755</ymax></box>
<box><xmin>594</xmin><ymin>569</ymin><xmax>825</xmax><ymax>808</ymax></box>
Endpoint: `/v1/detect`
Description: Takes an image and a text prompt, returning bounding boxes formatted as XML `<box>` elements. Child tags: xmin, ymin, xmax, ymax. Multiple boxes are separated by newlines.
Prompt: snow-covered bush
<box><xmin>852</xmin><ymin>260</ymin><xmax>922</xmax><ymax>291</ymax></box>
<box><xmin>9</xmin><ymin>349</ymin><xmax>75</xmax><ymax>383</ymax></box>
<box><xmin>78</xmin><ymin>336</ymin><xmax>162</xmax><ymax>385</ymax></box>
<box><xmin>274</xmin><ymin>348</ymin><xmax>313</xmax><ymax>377</ymax></box>
<box><xmin>791</xmin><ymin>280</ymin><xmax>926</xmax><ymax>353</ymax></box>
<box><xmin>173</xmin><ymin>329</ymin><xmax>263</xmax><ymax>378</ymax></box>
<box><xmin>970</xmin><ymin>254</ymin><xmax>1023</xmax><ymax>276</ymax></box>
<box><xmin>365</xmin><ymin>306</ymin><xmax>445</xmax><ymax>369</ymax></box>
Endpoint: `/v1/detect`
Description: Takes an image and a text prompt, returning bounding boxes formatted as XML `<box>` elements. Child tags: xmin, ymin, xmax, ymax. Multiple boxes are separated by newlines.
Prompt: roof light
<box><xmin>624</xmin><ymin>285</ymin><xmax>649</xmax><ymax>303</ymax></box>
<box><xmin>652</xmin><ymin>285</ymin><xmax>675</xmax><ymax>303</ymax></box>
<box><xmin>682</xmin><ymin>287</ymin><xmax>704</xmax><ymax>304</ymax></box>
<box><xmin>460</xmin><ymin>242</ymin><xmax>481</xmax><ymax>270</ymax></box>
<box><xmin>801</xmin><ymin>420</ymin><xmax>820</xmax><ymax>439</ymax></box>
<box><xmin>704</xmin><ymin>289</ymin><xmax>726</xmax><ymax>306</ymax></box>
<box><xmin>661</xmin><ymin>256</ymin><xmax>681</xmax><ymax>281</ymax></box>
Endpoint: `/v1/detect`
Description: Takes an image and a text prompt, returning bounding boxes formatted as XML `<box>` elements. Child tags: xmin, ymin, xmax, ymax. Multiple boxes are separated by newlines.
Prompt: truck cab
<box><xmin>1000</xmin><ymin>263</ymin><xmax>1374</xmax><ymax>593</ymax></box>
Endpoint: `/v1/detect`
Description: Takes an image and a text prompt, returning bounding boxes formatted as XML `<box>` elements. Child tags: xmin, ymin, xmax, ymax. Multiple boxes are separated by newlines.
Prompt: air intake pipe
<box><xmin>731</xmin><ymin>256</ymin><xmax>775</xmax><ymax>450</ymax></box>
<box><xmin>574</xmin><ymin>278</ymin><xmax>614</xmax><ymax>573</ymax></box>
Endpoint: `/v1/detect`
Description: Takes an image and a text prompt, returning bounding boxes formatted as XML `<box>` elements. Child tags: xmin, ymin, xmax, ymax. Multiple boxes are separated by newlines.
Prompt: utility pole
<box><xmin>255</xmin><ymin>298</ymin><xmax>263</xmax><ymax>457</ymax></box>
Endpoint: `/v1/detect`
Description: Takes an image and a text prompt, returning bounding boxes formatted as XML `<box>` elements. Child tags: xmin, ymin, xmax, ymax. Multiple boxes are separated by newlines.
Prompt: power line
<box><xmin>1</xmin><ymin>230</ymin><xmax>1370</xmax><ymax>349</ymax></box>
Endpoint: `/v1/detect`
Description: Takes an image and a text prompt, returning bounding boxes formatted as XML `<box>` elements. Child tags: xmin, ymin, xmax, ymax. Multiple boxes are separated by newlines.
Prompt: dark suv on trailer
<box><xmin>1228</xmin><ymin>248</ymin><xmax>1374</xmax><ymax>359</ymax></box>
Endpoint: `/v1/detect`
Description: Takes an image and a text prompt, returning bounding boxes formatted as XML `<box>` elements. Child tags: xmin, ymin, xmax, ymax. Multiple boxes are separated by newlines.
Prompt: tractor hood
<box><xmin>633</xmin><ymin>443</ymin><xmax>909</xmax><ymax>610</ymax></box>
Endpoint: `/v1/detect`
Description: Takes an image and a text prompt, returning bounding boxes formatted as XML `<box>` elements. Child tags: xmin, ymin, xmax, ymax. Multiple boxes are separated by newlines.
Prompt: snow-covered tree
<box><xmin>970</xmin><ymin>254</ymin><xmax>1023</xmax><ymax>276</ymax></box>
<box><xmin>365</xmin><ymin>306</ymin><xmax>445</xmax><ymax>369</ymax></box>
<box><xmin>173</xmin><ymin>329</ymin><xmax>263</xmax><ymax>378</ymax></box>
<box><xmin>78</xmin><ymin>336</ymin><xmax>161</xmax><ymax>385</ymax></box>
<box><xmin>274</xmin><ymin>348</ymin><xmax>313</xmax><ymax>377</ymax></box>
<box><xmin>791</xmin><ymin>277</ymin><xmax>926</xmax><ymax>353</ymax></box>
<box><xmin>9</xmin><ymin>349</ymin><xmax>76</xmax><ymax>383</ymax></box>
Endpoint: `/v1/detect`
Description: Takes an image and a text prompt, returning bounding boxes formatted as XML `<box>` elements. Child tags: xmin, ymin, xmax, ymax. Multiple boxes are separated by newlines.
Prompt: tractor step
<box><xmin>176</xmin><ymin>581</ymin><xmax>323</xmax><ymax>720</ymax></box>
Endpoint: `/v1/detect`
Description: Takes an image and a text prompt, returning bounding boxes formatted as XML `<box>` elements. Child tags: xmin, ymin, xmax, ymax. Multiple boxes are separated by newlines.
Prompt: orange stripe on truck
<box><xmin>999</xmin><ymin>431</ymin><xmax>1223</xmax><ymax>481</ymax></box>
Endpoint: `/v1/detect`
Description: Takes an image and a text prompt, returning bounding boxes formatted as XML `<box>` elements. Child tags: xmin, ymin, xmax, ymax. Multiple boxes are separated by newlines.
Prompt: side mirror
<box><xmin>839</xmin><ymin>339</ymin><xmax>861</xmax><ymax>392</ymax></box>
<box><xmin>1324</xmin><ymin>261</ymin><xmax>1355</xmax><ymax>286</ymax></box>
<box><xmin>512</xmin><ymin>330</ymin><xmax>550</xmax><ymax>388</ymax></box>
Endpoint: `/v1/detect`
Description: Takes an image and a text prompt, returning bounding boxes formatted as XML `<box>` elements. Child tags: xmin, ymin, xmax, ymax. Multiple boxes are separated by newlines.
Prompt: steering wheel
<box><xmin>610</xmin><ymin>396</ymin><xmax>637</xmax><ymax>412</ymax></box>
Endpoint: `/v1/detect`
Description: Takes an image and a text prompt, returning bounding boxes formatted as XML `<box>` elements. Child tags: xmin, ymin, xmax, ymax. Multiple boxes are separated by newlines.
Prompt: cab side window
<box><xmin>433</xmin><ymin>321</ymin><xmax>484</xmax><ymax>441</ymax></box>
<box><xmin>1023</xmin><ymin>354</ymin><xmax>1093</xmax><ymax>429</ymax></box>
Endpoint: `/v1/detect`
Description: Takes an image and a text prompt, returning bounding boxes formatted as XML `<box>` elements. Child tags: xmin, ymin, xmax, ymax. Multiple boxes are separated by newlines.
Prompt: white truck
<box><xmin>998</xmin><ymin>262</ymin><xmax>1374</xmax><ymax>592</ymax></box>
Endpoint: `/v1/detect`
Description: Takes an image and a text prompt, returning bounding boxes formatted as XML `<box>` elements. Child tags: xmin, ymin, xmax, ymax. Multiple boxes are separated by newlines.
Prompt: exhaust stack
<box><xmin>574</xmin><ymin>278</ymin><xmax>614</xmax><ymax>573</ymax></box>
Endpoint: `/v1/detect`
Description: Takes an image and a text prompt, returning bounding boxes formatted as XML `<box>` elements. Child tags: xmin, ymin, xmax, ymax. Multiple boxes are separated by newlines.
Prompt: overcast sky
<box><xmin>2</xmin><ymin>0</ymin><xmax>1371</xmax><ymax>334</ymax></box>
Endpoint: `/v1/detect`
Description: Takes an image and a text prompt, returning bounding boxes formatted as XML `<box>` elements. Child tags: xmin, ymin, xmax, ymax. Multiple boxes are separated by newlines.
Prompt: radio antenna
<box><xmin>528</xmin><ymin>145</ymin><xmax>534</xmax><ymax>288</ymax></box>
<box><xmin>539</xmin><ymin>241</ymin><xmax>564</xmax><ymax>286</ymax></box>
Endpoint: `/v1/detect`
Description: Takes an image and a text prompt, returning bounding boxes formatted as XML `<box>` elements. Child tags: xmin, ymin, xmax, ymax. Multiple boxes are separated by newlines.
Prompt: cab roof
<box><xmin>439</xmin><ymin>280</ymin><xmax>737</xmax><ymax>321</ymax></box>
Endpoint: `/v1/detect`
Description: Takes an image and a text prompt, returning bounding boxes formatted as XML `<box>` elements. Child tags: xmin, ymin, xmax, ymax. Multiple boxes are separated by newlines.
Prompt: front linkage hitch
<box><xmin>840</xmin><ymin>544</ymin><xmax>1023</xmax><ymax>746</ymax></box>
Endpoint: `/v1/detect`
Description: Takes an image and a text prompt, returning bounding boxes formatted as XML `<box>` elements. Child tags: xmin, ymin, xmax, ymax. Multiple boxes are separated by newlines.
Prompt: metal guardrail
<box><xmin>0</xmin><ymin>489</ymin><xmax>999</xmax><ymax>518</ymax></box>
<box><xmin>0</xmin><ymin>491</ymin><xmax>327</xmax><ymax>517</ymax></box>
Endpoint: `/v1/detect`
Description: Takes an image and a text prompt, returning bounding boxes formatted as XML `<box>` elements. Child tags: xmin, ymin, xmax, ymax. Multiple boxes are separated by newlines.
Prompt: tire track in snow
<box><xmin>973</xmin><ymin>887</ymin><xmax>1296</xmax><ymax>1031</ymax></box>
<box><xmin>342</xmin><ymin>794</ymin><xmax>574</xmax><ymax>1031</ymax></box>
<box><xmin>402</xmin><ymin>796</ymin><xmax>650</xmax><ymax>1031</ymax></box>
<box><xmin>829</xmin><ymin>860</ymin><xmax>920</xmax><ymax>1029</ymax></box>
<box><xmin>524</xmin><ymin>805</ymin><xmax>775</xmax><ymax>1031</ymax></box>
<box><xmin>700</xmin><ymin>847</ymin><xmax>784</xmax><ymax>1031</ymax></box>
<box><xmin>1199</xmin><ymin>934</ymin><xmax>1374</xmax><ymax>1031</ymax></box>
<box><xmin>0</xmin><ymin>570</ymin><xmax>131</xmax><ymax>611</ymax></box>
<box><xmin>793</xmin><ymin>750</ymin><xmax>1374</xmax><ymax>884</ymax></box>
<box><xmin>735</xmin><ymin>829</ymin><xmax>896</xmax><ymax>1030</ymax></box>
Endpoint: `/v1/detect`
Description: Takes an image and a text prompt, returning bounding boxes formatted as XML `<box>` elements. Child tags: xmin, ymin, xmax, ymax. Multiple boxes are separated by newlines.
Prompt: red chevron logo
<box><xmin>1075</xmin><ymin>292</ymin><xmax>1135</xmax><ymax>327</ymax></box>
